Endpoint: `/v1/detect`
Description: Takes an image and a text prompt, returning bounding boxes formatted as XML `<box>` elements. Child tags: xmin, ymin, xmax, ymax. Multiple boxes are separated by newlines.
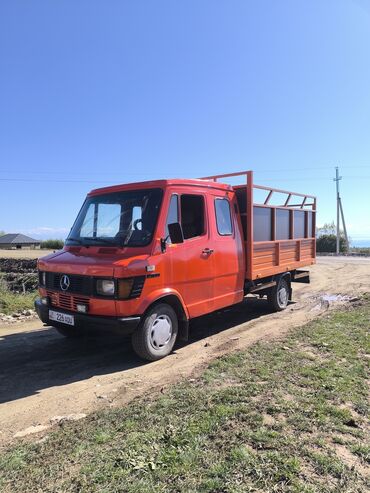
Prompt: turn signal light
<box><xmin>118</xmin><ymin>278</ymin><xmax>134</xmax><ymax>299</ymax></box>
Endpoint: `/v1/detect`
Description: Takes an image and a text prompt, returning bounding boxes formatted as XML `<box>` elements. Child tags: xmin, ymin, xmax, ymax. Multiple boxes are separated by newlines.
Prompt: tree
<box><xmin>316</xmin><ymin>221</ymin><xmax>336</xmax><ymax>236</ymax></box>
<box><xmin>0</xmin><ymin>231</ymin><xmax>5</xmax><ymax>237</ymax></box>
<box><xmin>316</xmin><ymin>221</ymin><xmax>348</xmax><ymax>253</ymax></box>
<box><xmin>316</xmin><ymin>234</ymin><xmax>347</xmax><ymax>253</ymax></box>
<box><xmin>40</xmin><ymin>239</ymin><xmax>64</xmax><ymax>249</ymax></box>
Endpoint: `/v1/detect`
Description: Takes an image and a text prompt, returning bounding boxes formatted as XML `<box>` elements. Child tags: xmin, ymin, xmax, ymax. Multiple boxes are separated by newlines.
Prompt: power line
<box><xmin>0</xmin><ymin>164</ymin><xmax>369</xmax><ymax>176</ymax></box>
<box><xmin>0</xmin><ymin>177</ymin><xmax>329</xmax><ymax>184</ymax></box>
<box><xmin>0</xmin><ymin>176</ymin><xmax>369</xmax><ymax>184</ymax></box>
<box><xmin>0</xmin><ymin>164</ymin><xmax>369</xmax><ymax>185</ymax></box>
<box><xmin>0</xmin><ymin>178</ymin><xmax>108</xmax><ymax>184</ymax></box>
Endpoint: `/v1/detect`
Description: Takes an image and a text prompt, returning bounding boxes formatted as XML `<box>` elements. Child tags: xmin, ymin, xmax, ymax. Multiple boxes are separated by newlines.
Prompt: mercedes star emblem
<box><xmin>60</xmin><ymin>274</ymin><xmax>70</xmax><ymax>291</ymax></box>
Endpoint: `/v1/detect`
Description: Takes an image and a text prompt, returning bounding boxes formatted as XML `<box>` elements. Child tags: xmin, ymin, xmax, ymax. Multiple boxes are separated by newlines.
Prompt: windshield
<box><xmin>66</xmin><ymin>188</ymin><xmax>163</xmax><ymax>247</ymax></box>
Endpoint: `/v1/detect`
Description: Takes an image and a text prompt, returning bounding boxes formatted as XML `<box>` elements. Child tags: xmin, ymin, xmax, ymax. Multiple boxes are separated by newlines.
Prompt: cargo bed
<box><xmin>202</xmin><ymin>171</ymin><xmax>316</xmax><ymax>281</ymax></box>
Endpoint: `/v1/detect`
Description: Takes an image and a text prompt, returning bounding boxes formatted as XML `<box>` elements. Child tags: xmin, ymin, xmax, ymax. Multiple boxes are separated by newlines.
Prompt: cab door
<box><xmin>163</xmin><ymin>190</ymin><xmax>214</xmax><ymax>318</ymax></box>
<box><xmin>211</xmin><ymin>192</ymin><xmax>245</xmax><ymax>311</ymax></box>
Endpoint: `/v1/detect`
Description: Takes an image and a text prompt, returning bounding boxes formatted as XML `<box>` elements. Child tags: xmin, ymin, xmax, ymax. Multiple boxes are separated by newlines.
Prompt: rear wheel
<box><xmin>267</xmin><ymin>277</ymin><xmax>290</xmax><ymax>311</ymax></box>
<box><xmin>131</xmin><ymin>303</ymin><xmax>178</xmax><ymax>361</ymax></box>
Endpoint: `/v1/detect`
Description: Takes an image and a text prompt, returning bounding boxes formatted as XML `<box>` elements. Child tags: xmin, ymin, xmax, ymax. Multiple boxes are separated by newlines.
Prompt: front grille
<box><xmin>47</xmin><ymin>290</ymin><xmax>90</xmax><ymax>312</ymax></box>
<box><xmin>42</xmin><ymin>272</ymin><xmax>145</xmax><ymax>299</ymax></box>
<box><xmin>73</xmin><ymin>295</ymin><xmax>90</xmax><ymax>311</ymax></box>
<box><xmin>58</xmin><ymin>292</ymin><xmax>72</xmax><ymax>310</ymax></box>
<box><xmin>45</xmin><ymin>273</ymin><xmax>93</xmax><ymax>295</ymax></box>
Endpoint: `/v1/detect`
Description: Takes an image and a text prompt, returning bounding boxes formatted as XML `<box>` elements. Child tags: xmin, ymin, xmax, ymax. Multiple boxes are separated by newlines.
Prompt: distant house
<box><xmin>0</xmin><ymin>233</ymin><xmax>41</xmax><ymax>250</ymax></box>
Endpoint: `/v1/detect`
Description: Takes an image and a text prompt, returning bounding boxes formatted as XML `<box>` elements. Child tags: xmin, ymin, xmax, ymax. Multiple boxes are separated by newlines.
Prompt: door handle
<box><xmin>202</xmin><ymin>248</ymin><xmax>214</xmax><ymax>255</ymax></box>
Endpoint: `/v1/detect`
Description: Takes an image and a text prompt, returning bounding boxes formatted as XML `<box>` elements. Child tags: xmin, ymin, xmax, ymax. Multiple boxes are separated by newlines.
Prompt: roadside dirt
<box><xmin>1</xmin><ymin>256</ymin><xmax>369</xmax><ymax>449</ymax></box>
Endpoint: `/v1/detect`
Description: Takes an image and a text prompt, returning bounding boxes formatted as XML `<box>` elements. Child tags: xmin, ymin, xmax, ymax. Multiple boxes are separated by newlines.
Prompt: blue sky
<box><xmin>1</xmin><ymin>0</ymin><xmax>369</xmax><ymax>245</ymax></box>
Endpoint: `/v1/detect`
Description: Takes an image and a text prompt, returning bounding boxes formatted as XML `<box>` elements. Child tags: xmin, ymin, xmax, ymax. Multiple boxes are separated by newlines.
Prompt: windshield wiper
<box><xmin>66</xmin><ymin>237</ymin><xmax>83</xmax><ymax>244</ymax></box>
<box><xmin>82</xmin><ymin>237</ymin><xmax>117</xmax><ymax>245</ymax></box>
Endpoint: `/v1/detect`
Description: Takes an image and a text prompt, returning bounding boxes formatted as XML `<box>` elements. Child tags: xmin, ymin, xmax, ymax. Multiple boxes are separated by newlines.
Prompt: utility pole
<box><xmin>339</xmin><ymin>196</ymin><xmax>349</xmax><ymax>252</ymax></box>
<box><xmin>333</xmin><ymin>167</ymin><xmax>341</xmax><ymax>254</ymax></box>
<box><xmin>333</xmin><ymin>166</ymin><xmax>349</xmax><ymax>254</ymax></box>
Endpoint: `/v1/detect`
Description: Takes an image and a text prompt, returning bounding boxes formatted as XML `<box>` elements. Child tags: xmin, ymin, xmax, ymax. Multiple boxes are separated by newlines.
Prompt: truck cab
<box><xmin>35</xmin><ymin>172</ymin><xmax>316</xmax><ymax>361</ymax></box>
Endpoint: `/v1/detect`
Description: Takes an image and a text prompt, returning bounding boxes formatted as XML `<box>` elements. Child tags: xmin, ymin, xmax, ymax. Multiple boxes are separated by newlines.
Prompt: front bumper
<box><xmin>34</xmin><ymin>298</ymin><xmax>141</xmax><ymax>335</ymax></box>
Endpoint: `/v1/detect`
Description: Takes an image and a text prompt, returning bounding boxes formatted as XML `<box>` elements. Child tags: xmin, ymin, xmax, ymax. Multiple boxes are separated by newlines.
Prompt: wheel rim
<box><xmin>278</xmin><ymin>285</ymin><xmax>288</xmax><ymax>307</ymax></box>
<box><xmin>149</xmin><ymin>314</ymin><xmax>172</xmax><ymax>350</ymax></box>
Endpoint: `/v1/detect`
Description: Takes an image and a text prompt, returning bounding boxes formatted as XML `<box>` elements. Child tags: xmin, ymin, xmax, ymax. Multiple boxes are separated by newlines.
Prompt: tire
<box><xmin>267</xmin><ymin>277</ymin><xmax>290</xmax><ymax>312</ymax></box>
<box><xmin>53</xmin><ymin>325</ymin><xmax>84</xmax><ymax>338</ymax></box>
<box><xmin>131</xmin><ymin>303</ymin><xmax>178</xmax><ymax>361</ymax></box>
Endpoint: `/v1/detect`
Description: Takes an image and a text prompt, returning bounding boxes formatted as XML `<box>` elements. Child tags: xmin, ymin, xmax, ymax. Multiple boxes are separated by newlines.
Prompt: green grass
<box><xmin>0</xmin><ymin>285</ymin><xmax>37</xmax><ymax>315</ymax></box>
<box><xmin>1</xmin><ymin>299</ymin><xmax>369</xmax><ymax>492</ymax></box>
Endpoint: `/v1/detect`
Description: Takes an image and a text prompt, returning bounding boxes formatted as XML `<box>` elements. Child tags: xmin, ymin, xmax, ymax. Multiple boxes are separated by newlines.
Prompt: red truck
<box><xmin>35</xmin><ymin>171</ymin><xmax>316</xmax><ymax>361</ymax></box>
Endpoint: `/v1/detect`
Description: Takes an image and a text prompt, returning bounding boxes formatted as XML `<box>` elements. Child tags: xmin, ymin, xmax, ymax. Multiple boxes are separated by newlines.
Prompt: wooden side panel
<box><xmin>300</xmin><ymin>239</ymin><xmax>315</xmax><ymax>260</ymax></box>
<box><xmin>253</xmin><ymin>243</ymin><xmax>276</xmax><ymax>271</ymax></box>
<box><xmin>249</xmin><ymin>238</ymin><xmax>316</xmax><ymax>279</ymax></box>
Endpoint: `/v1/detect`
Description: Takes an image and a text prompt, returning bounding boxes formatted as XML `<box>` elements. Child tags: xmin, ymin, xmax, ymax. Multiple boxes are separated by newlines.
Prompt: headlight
<box><xmin>96</xmin><ymin>279</ymin><xmax>115</xmax><ymax>296</ymax></box>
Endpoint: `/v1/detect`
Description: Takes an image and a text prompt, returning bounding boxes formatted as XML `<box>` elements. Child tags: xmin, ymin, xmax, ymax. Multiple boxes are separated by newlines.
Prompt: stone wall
<box><xmin>0</xmin><ymin>258</ymin><xmax>38</xmax><ymax>293</ymax></box>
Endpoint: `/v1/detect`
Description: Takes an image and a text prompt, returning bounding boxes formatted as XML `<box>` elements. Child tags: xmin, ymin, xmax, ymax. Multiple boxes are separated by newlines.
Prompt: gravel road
<box><xmin>1</xmin><ymin>256</ymin><xmax>369</xmax><ymax>448</ymax></box>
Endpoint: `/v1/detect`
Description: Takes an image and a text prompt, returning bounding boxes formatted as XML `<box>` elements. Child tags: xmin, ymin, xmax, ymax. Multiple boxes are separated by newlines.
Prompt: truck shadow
<box><xmin>0</xmin><ymin>297</ymin><xmax>272</xmax><ymax>404</ymax></box>
<box><xmin>187</xmin><ymin>296</ymin><xmax>273</xmax><ymax>343</ymax></box>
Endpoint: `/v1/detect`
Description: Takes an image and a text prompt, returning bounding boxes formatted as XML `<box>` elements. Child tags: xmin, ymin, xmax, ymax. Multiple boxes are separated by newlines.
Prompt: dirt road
<box><xmin>1</xmin><ymin>256</ymin><xmax>369</xmax><ymax>448</ymax></box>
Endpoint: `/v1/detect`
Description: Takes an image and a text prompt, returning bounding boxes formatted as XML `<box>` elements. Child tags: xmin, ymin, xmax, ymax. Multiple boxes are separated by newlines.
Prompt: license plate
<box><xmin>49</xmin><ymin>310</ymin><xmax>75</xmax><ymax>326</ymax></box>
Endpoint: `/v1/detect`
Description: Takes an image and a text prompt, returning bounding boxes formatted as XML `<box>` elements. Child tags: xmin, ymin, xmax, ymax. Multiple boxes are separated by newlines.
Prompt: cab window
<box><xmin>180</xmin><ymin>194</ymin><xmax>205</xmax><ymax>239</ymax></box>
<box><xmin>165</xmin><ymin>194</ymin><xmax>179</xmax><ymax>241</ymax></box>
<box><xmin>215</xmin><ymin>198</ymin><xmax>233</xmax><ymax>236</ymax></box>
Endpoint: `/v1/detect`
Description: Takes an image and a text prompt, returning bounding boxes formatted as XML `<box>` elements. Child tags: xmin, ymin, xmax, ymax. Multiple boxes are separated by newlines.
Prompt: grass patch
<box><xmin>0</xmin><ymin>299</ymin><xmax>369</xmax><ymax>492</ymax></box>
<box><xmin>0</xmin><ymin>285</ymin><xmax>37</xmax><ymax>315</ymax></box>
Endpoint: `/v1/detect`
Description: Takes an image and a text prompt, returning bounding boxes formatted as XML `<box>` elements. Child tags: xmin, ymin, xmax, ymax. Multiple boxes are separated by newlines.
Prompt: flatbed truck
<box><xmin>35</xmin><ymin>171</ymin><xmax>316</xmax><ymax>360</ymax></box>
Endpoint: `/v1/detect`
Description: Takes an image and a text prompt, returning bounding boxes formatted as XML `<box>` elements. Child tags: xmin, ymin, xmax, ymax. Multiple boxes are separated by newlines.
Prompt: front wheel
<box><xmin>267</xmin><ymin>278</ymin><xmax>290</xmax><ymax>311</ymax></box>
<box><xmin>131</xmin><ymin>303</ymin><xmax>178</xmax><ymax>361</ymax></box>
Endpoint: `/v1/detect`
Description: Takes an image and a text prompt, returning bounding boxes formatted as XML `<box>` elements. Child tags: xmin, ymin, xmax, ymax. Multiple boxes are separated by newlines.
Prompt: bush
<box><xmin>316</xmin><ymin>234</ymin><xmax>347</xmax><ymax>253</ymax></box>
<box><xmin>40</xmin><ymin>239</ymin><xmax>64</xmax><ymax>250</ymax></box>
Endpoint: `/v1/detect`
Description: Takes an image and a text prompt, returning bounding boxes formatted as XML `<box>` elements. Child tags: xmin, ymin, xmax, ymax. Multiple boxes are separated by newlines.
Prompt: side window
<box><xmin>180</xmin><ymin>194</ymin><xmax>205</xmax><ymax>239</ymax></box>
<box><xmin>165</xmin><ymin>195</ymin><xmax>179</xmax><ymax>241</ymax></box>
<box><xmin>215</xmin><ymin>199</ymin><xmax>233</xmax><ymax>236</ymax></box>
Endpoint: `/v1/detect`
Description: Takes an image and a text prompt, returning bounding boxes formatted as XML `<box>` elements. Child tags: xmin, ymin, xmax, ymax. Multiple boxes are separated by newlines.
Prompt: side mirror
<box><xmin>168</xmin><ymin>222</ymin><xmax>184</xmax><ymax>244</ymax></box>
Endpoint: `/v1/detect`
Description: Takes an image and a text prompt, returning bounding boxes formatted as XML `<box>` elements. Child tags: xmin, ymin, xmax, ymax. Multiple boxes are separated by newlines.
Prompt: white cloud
<box><xmin>23</xmin><ymin>227</ymin><xmax>69</xmax><ymax>240</ymax></box>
